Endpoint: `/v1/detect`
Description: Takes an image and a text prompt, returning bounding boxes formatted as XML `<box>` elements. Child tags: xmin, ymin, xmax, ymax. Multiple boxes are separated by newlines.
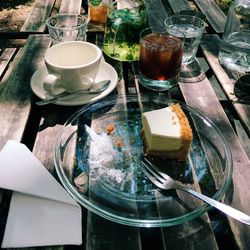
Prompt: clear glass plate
<box><xmin>54</xmin><ymin>94</ymin><xmax>233</xmax><ymax>227</ymax></box>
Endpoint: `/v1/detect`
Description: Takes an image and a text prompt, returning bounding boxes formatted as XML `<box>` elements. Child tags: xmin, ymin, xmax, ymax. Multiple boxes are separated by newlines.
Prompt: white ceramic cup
<box><xmin>43</xmin><ymin>41</ymin><xmax>102</xmax><ymax>95</ymax></box>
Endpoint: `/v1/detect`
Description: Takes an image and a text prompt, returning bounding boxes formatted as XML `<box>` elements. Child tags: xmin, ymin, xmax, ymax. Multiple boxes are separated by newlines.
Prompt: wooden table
<box><xmin>0</xmin><ymin>0</ymin><xmax>250</xmax><ymax>249</ymax></box>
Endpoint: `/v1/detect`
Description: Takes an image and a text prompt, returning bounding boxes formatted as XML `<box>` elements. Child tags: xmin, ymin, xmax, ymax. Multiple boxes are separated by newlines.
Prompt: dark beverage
<box><xmin>139</xmin><ymin>33</ymin><xmax>183</xmax><ymax>81</ymax></box>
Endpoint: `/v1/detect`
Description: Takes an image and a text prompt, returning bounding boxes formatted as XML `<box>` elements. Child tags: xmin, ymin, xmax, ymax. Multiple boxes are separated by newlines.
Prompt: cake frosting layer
<box><xmin>142</xmin><ymin>103</ymin><xmax>193</xmax><ymax>161</ymax></box>
<box><xmin>142</xmin><ymin>107</ymin><xmax>182</xmax><ymax>151</ymax></box>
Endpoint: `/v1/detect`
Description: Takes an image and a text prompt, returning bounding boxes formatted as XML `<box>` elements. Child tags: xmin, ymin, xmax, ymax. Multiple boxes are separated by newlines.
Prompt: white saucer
<box><xmin>30</xmin><ymin>61</ymin><xmax>118</xmax><ymax>106</ymax></box>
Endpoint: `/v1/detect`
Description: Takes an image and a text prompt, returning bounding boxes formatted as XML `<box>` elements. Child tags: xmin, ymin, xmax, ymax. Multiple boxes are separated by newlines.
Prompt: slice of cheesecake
<box><xmin>142</xmin><ymin>103</ymin><xmax>193</xmax><ymax>161</ymax></box>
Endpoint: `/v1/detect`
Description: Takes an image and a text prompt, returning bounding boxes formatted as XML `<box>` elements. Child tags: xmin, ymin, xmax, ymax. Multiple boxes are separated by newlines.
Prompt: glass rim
<box><xmin>140</xmin><ymin>26</ymin><xmax>185</xmax><ymax>47</ymax></box>
<box><xmin>44</xmin><ymin>41</ymin><xmax>102</xmax><ymax>69</ymax></box>
<box><xmin>164</xmin><ymin>14</ymin><xmax>206</xmax><ymax>29</ymax></box>
<box><xmin>46</xmin><ymin>13</ymin><xmax>89</xmax><ymax>30</ymax></box>
<box><xmin>176</xmin><ymin>10</ymin><xmax>206</xmax><ymax>21</ymax></box>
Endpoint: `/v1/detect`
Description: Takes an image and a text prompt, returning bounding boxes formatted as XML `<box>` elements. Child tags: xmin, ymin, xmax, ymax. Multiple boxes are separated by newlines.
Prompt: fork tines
<box><xmin>140</xmin><ymin>157</ymin><xmax>170</xmax><ymax>189</ymax></box>
<box><xmin>141</xmin><ymin>157</ymin><xmax>170</xmax><ymax>181</ymax></box>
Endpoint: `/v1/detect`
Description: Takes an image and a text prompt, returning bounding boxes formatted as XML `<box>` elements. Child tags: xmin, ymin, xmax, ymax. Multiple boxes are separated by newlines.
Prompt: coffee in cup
<box><xmin>43</xmin><ymin>41</ymin><xmax>102</xmax><ymax>95</ymax></box>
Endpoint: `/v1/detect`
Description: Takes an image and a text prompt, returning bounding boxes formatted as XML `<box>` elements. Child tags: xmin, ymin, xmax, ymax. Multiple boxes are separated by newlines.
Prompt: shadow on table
<box><xmin>179</xmin><ymin>58</ymin><xmax>206</xmax><ymax>83</ymax></box>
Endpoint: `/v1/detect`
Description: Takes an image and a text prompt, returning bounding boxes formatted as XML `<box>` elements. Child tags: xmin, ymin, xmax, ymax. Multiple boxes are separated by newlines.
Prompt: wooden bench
<box><xmin>168</xmin><ymin>0</ymin><xmax>226</xmax><ymax>33</ymax></box>
<box><xmin>0</xmin><ymin>48</ymin><xmax>17</xmax><ymax>81</ymax></box>
<box><xmin>20</xmin><ymin>0</ymin><xmax>83</xmax><ymax>32</ymax></box>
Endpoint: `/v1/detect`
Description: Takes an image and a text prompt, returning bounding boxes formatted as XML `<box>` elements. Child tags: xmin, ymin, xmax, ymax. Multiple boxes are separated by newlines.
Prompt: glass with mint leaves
<box><xmin>103</xmin><ymin>0</ymin><xmax>148</xmax><ymax>61</ymax></box>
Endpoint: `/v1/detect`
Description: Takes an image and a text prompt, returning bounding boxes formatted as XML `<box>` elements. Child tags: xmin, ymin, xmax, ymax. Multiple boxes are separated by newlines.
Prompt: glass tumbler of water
<box><xmin>218</xmin><ymin>0</ymin><xmax>250</xmax><ymax>74</ymax></box>
<box><xmin>46</xmin><ymin>14</ymin><xmax>88</xmax><ymax>45</ymax></box>
<box><xmin>164</xmin><ymin>15</ymin><xmax>206</xmax><ymax>64</ymax></box>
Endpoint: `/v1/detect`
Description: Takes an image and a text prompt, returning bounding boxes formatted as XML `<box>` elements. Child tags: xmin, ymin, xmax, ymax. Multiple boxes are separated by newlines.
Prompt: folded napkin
<box><xmin>0</xmin><ymin>140</ymin><xmax>82</xmax><ymax>248</ymax></box>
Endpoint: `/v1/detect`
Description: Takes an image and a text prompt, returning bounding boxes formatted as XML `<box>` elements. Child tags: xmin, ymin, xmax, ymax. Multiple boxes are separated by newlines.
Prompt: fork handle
<box><xmin>181</xmin><ymin>187</ymin><xmax>250</xmax><ymax>225</ymax></box>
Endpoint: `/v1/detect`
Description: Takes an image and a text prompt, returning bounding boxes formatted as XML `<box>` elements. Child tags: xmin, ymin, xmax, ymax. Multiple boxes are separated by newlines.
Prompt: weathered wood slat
<box><xmin>198</xmin><ymin>58</ymin><xmax>227</xmax><ymax>100</ymax></box>
<box><xmin>0</xmin><ymin>48</ymin><xmax>16</xmax><ymax>80</ymax></box>
<box><xmin>179</xmin><ymin>78</ymin><xmax>250</xmax><ymax>250</ymax></box>
<box><xmin>193</xmin><ymin>0</ymin><xmax>226</xmax><ymax>33</ymax></box>
<box><xmin>86</xmin><ymin>213</ymin><xmax>141</xmax><ymax>250</ymax></box>
<box><xmin>201</xmin><ymin>35</ymin><xmax>234</xmax><ymax>92</ymax></box>
<box><xmin>21</xmin><ymin>0</ymin><xmax>85</xmax><ymax>35</ymax></box>
<box><xmin>0</xmin><ymin>49</ymin><xmax>24</xmax><ymax>96</ymax></box>
<box><xmin>200</xmin><ymin>34</ymin><xmax>250</xmax><ymax>136</ymax></box>
<box><xmin>234</xmin><ymin>119</ymin><xmax>250</xmax><ymax>159</ymax></box>
<box><xmin>161</xmin><ymin>219</ymin><xmax>218</xmax><ymax>250</ymax></box>
<box><xmin>168</xmin><ymin>0</ymin><xmax>192</xmax><ymax>13</ymax></box>
<box><xmin>21</xmin><ymin>0</ymin><xmax>56</xmax><ymax>32</ymax></box>
<box><xmin>207</xmin><ymin>75</ymin><xmax>228</xmax><ymax>101</ymax></box>
<box><xmin>59</xmin><ymin>0</ymin><xmax>82</xmax><ymax>14</ymax></box>
<box><xmin>0</xmin><ymin>35</ymin><xmax>51</xmax><ymax>149</ymax></box>
<box><xmin>167</xmin><ymin>0</ymin><xmax>226</xmax><ymax>33</ymax></box>
<box><xmin>33</xmin><ymin>105</ymin><xmax>79</xmax><ymax>172</ymax></box>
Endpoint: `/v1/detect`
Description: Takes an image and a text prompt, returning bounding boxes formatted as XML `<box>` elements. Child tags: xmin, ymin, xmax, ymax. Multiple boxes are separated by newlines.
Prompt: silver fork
<box><xmin>140</xmin><ymin>157</ymin><xmax>250</xmax><ymax>225</ymax></box>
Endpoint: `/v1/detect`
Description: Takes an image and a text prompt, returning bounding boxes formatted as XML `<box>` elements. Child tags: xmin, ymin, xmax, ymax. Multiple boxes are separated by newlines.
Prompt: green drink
<box><xmin>103</xmin><ymin>3</ymin><xmax>147</xmax><ymax>61</ymax></box>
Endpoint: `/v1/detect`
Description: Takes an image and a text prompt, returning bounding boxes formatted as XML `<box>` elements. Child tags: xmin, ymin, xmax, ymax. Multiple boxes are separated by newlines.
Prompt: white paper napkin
<box><xmin>0</xmin><ymin>140</ymin><xmax>82</xmax><ymax>248</ymax></box>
